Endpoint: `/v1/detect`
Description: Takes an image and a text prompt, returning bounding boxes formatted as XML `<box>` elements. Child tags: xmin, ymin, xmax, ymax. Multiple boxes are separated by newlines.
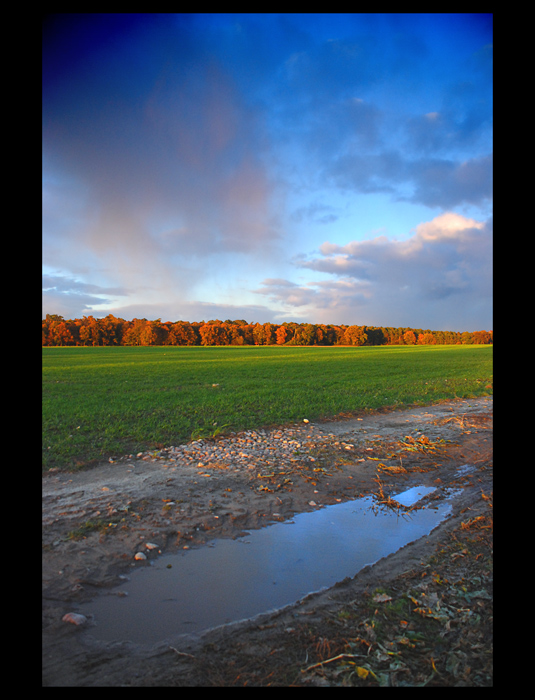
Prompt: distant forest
<box><xmin>42</xmin><ymin>314</ymin><xmax>493</xmax><ymax>347</ymax></box>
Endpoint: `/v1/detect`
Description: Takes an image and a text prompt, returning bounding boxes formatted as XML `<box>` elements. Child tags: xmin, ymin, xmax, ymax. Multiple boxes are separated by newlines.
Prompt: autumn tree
<box><xmin>149</xmin><ymin>319</ymin><xmax>168</xmax><ymax>345</ymax></box>
<box><xmin>390</xmin><ymin>327</ymin><xmax>406</xmax><ymax>345</ymax></box>
<box><xmin>99</xmin><ymin>314</ymin><xmax>125</xmax><ymax>345</ymax></box>
<box><xmin>226</xmin><ymin>324</ymin><xmax>245</xmax><ymax>345</ymax></box>
<box><xmin>342</xmin><ymin>325</ymin><xmax>368</xmax><ymax>346</ymax></box>
<box><xmin>460</xmin><ymin>331</ymin><xmax>473</xmax><ymax>344</ymax></box>
<box><xmin>365</xmin><ymin>327</ymin><xmax>386</xmax><ymax>346</ymax></box>
<box><xmin>167</xmin><ymin>322</ymin><xmax>198</xmax><ymax>345</ymax></box>
<box><xmin>48</xmin><ymin>318</ymin><xmax>75</xmax><ymax>345</ymax></box>
<box><xmin>263</xmin><ymin>323</ymin><xmax>277</xmax><ymax>345</ymax></box>
<box><xmin>199</xmin><ymin>323</ymin><xmax>218</xmax><ymax>346</ymax></box>
<box><xmin>276</xmin><ymin>325</ymin><xmax>288</xmax><ymax>345</ymax></box>
<box><xmin>199</xmin><ymin>322</ymin><xmax>232</xmax><ymax>345</ymax></box>
<box><xmin>418</xmin><ymin>332</ymin><xmax>436</xmax><ymax>345</ymax></box>
<box><xmin>122</xmin><ymin>318</ymin><xmax>155</xmax><ymax>345</ymax></box>
<box><xmin>444</xmin><ymin>331</ymin><xmax>460</xmax><ymax>344</ymax></box>
<box><xmin>252</xmin><ymin>323</ymin><xmax>265</xmax><ymax>345</ymax></box>
<box><xmin>42</xmin><ymin>320</ymin><xmax>50</xmax><ymax>345</ymax></box>
<box><xmin>79</xmin><ymin>316</ymin><xmax>103</xmax><ymax>346</ymax></box>
<box><xmin>471</xmin><ymin>330</ymin><xmax>492</xmax><ymax>344</ymax></box>
<box><xmin>240</xmin><ymin>324</ymin><xmax>255</xmax><ymax>345</ymax></box>
<box><xmin>290</xmin><ymin>323</ymin><xmax>317</xmax><ymax>345</ymax></box>
<box><xmin>42</xmin><ymin>314</ymin><xmax>61</xmax><ymax>345</ymax></box>
<box><xmin>280</xmin><ymin>323</ymin><xmax>296</xmax><ymax>344</ymax></box>
<box><xmin>317</xmin><ymin>325</ymin><xmax>337</xmax><ymax>345</ymax></box>
<box><xmin>41</xmin><ymin>314</ymin><xmax>491</xmax><ymax>348</ymax></box>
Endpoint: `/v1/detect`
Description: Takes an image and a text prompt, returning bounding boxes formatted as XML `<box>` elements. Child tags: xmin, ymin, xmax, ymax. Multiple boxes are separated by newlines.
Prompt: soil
<box><xmin>42</xmin><ymin>396</ymin><xmax>492</xmax><ymax>686</ymax></box>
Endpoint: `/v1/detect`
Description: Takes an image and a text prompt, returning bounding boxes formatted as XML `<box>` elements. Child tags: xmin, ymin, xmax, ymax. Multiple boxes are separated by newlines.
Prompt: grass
<box><xmin>42</xmin><ymin>344</ymin><xmax>492</xmax><ymax>471</ymax></box>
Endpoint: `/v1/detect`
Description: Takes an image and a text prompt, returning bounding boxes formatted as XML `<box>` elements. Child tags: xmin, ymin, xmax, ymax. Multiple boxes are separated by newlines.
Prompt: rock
<box><xmin>134</xmin><ymin>551</ymin><xmax>147</xmax><ymax>560</ymax></box>
<box><xmin>145</xmin><ymin>542</ymin><xmax>159</xmax><ymax>550</ymax></box>
<box><xmin>62</xmin><ymin>612</ymin><xmax>87</xmax><ymax>626</ymax></box>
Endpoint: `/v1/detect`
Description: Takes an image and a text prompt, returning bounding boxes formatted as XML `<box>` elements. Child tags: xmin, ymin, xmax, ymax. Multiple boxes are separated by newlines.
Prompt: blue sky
<box><xmin>42</xmin><ymin>13</ymin><xmax>492</xmax><ymax>331</ymax></box>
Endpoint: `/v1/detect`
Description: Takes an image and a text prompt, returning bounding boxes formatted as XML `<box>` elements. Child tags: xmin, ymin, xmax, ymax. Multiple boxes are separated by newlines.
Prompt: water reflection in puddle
<box><xmin>394</xmin><ymin>485</ymin><xmax>436</xmax><ymax>507</ymax></box>
<box><xmin>80</xmin><ymin>487</ymin><xmax>451</xmax><ymax>645</ymax></box>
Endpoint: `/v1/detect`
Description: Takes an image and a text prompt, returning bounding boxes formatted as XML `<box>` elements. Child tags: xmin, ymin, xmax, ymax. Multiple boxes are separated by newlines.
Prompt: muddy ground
<box><xmin>42</xmin><ymin>396</ymin><xmax>492</xmax><ymax>686</ymax></box>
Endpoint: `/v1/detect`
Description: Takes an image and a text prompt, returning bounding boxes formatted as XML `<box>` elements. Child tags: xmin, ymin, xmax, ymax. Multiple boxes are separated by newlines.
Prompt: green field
<box><xmin>42</xmin><ymin>344</ymin><xmax>493</xmax><ymax>471</ymax></box>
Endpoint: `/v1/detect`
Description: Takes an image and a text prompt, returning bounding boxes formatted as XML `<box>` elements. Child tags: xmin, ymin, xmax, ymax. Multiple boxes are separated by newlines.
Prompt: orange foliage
<box><xmin>41</xmin><ymin>315</ymin><xmax>492</xmax><ymax>348</ymax></box>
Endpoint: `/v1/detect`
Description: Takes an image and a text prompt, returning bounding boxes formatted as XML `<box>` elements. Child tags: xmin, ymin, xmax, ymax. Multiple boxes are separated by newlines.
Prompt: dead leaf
<box><xmin>373</xmin><ymin>593</ymin><xmax>393</xmax><ymax>603</ymax></box>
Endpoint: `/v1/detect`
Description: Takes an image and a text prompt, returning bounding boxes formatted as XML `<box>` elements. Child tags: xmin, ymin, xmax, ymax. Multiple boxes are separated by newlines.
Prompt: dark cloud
<box><xmin>42</xmin><ymin>275</ymin><xmax>128</xmax><ymax>297</ymax></box>
<box><xmin>42</xmin><ymin>275</ymin><xmax>130</xmax><ymax>318</ymax></box>
<box><xmin>42</xmin><ymin>289</ymin><xmax>97</xmax><ymax>319</ymax></box>
<box><xmin>327</xmin><ymin>151</ymin><xmax>492</xmax><ymax>209</ymax></box>
<box><xmin>407</xmin><ymin>153</ymin><xmax>492</xmax><ymax>208</ymax></box>
<box><xmin>328</xmin><ymin>151</ymin><xmax>405</xmax><ymax>195</ymax></box>
<box><xmin>403</xmin><ymin>107</ymin><xmax>491</xmax><ymax>155</ymax></box>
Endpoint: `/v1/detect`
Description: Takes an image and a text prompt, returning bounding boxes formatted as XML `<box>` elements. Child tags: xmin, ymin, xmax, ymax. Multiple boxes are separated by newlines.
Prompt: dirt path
<box><xmin>42</xmin><ymin>396</ymin><xmax>492</xmax><ymax>686</ymax></box>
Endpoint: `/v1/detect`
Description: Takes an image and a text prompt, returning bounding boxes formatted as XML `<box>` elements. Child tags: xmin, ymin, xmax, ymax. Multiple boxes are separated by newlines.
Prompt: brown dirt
<box><xmin>42</xmin><ymin>396</ymin><xmax>492</xmax><ymax>686</ymax></box>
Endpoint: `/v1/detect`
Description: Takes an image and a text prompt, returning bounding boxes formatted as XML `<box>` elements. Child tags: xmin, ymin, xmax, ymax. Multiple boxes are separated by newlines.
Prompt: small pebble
<box><xmin>62</xmin><ymin>612</ymin><xmax>87</xmax><ymax>626</ymax></box>
<box><xmin>134</xmin><ymin>551</ymin><xmax>147</xmax><ymax>560</ymax></box>
<box><xmin>106</xmin><ymin>420</ymin><xmax>365</xmax><ymax>481</ymax></box>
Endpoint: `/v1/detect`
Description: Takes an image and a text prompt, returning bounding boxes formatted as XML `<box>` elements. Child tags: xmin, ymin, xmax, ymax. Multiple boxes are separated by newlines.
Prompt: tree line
<box><xmin>42</xmin><ymin>314</ymin><xmax>493</xmax><ymax>347</ymax></box>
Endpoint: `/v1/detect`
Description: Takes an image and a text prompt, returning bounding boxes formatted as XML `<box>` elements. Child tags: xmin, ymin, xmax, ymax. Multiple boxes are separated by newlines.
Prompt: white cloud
<box><xmin>256</xmin><ymin>213</ymin><xmax>492</xmax><ymax>330</ymax></box>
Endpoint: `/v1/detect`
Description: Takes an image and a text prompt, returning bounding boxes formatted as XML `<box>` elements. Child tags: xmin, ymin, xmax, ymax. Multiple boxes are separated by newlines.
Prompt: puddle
<box><xmin>455</xmin><ymin>463</ymin><xmax>476</xmax><ymax>477</ymax></box>
<box><xmin>79</xmin><ymin>487</ymin><xmax>452</xmax><ymax>645</ymax></box>
<box><xmin>393</xmin><ymin>485</ymin><xmax>436</xmax><ymax>507</ymax></box>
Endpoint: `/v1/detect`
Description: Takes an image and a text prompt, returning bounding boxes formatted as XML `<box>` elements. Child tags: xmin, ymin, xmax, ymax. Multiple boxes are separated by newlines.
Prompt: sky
<box><xmin>42</xmin><ymin>13</ymin><xmax>493</xmax><ymax>331</ymax></box>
